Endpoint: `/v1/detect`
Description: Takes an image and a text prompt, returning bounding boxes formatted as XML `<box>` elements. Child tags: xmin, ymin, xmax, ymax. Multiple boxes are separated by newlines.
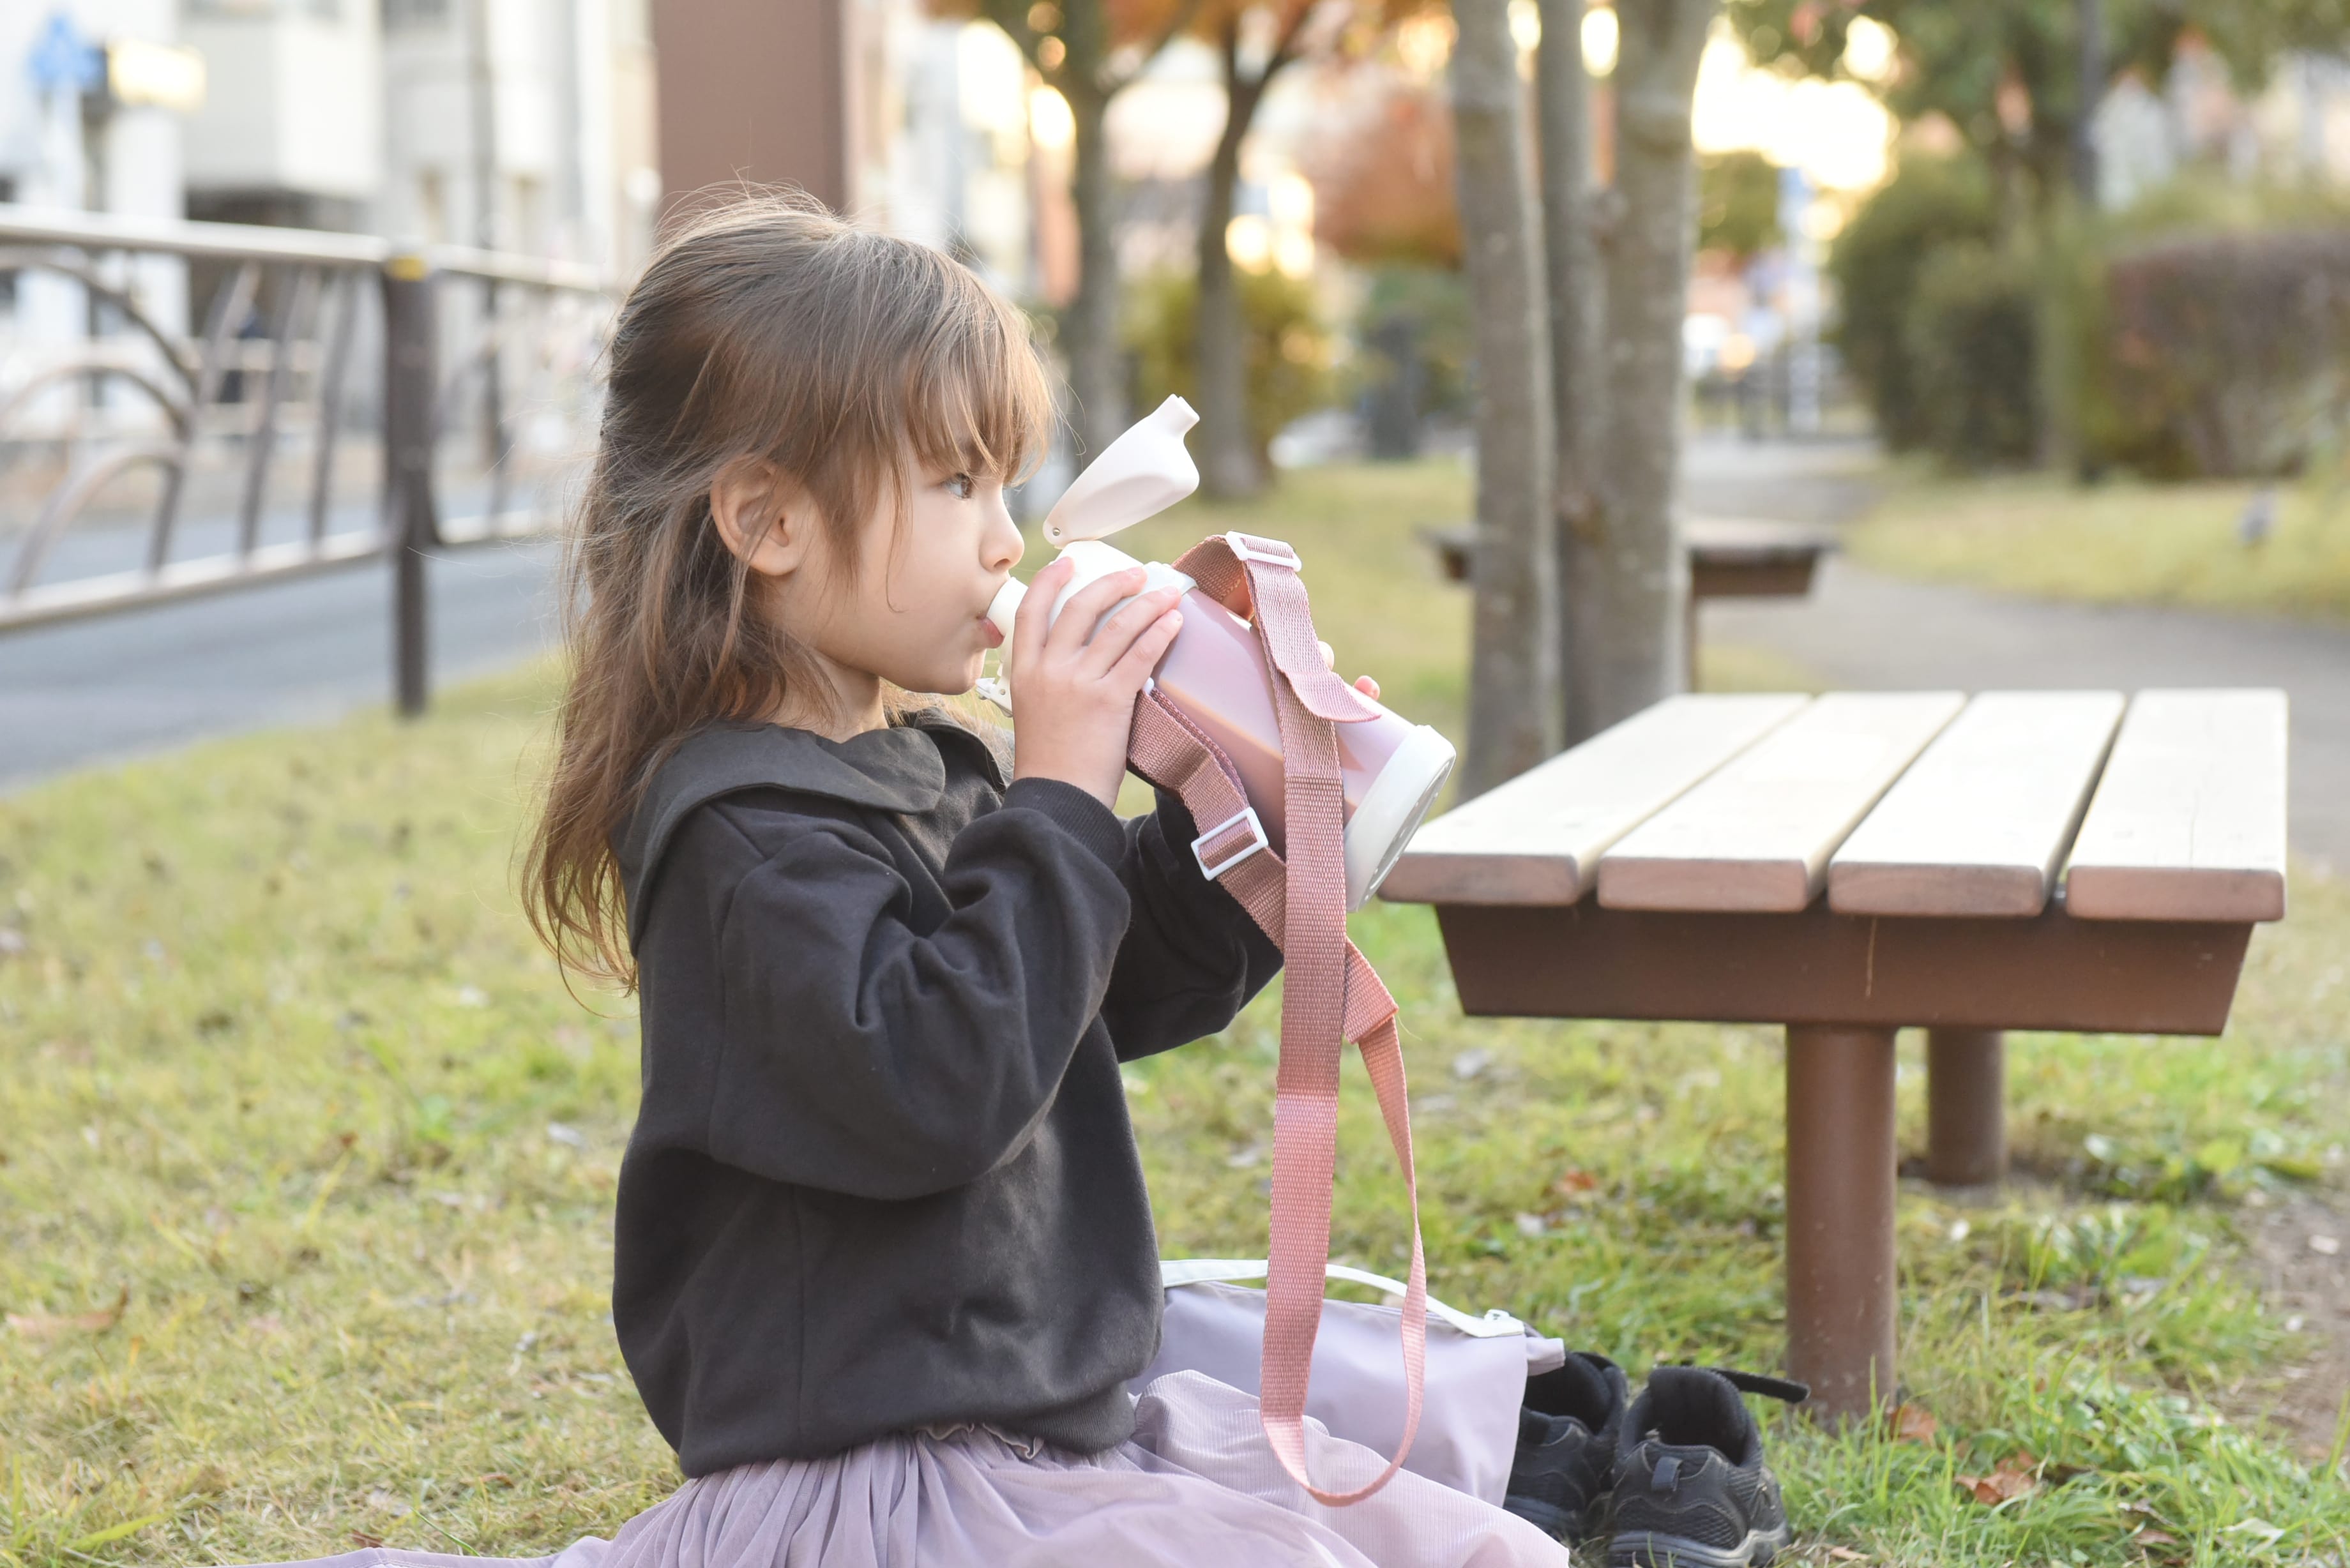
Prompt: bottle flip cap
<box><xmin>1043</xmin><ymin>396</ymin><xmax>1201</xmax><ymax>548</ymax></box>
<box><xmin>986</xmin><ymin>395</ymin><xmax>1203</xmax><ymax>637</ymax></box>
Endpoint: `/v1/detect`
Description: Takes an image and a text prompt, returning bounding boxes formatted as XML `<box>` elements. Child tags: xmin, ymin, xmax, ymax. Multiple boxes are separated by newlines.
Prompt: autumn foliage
<box><xmin>1305</xmin><ymin>77</ymin><xmax>1462</xmax><ymax>268</ymax></box>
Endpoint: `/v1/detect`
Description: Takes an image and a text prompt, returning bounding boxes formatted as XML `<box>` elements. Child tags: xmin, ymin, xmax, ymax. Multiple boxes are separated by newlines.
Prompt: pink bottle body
<box><xmin>989</xmin><ymin>538</ymin><xmax>1455</xmax><ymax>908</ymax></box>
<box><xmin>1151</xmin><ymin>585</ymin><xmax>1411</xmax><ymax>857</ymax></box>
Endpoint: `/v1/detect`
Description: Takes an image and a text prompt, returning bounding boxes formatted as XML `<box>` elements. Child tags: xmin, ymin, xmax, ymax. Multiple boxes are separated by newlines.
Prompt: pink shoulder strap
<box><xmin>1127</xmin><ymin>532</ymin><xmax>1428</xmax><ymax>1507</ymax></box>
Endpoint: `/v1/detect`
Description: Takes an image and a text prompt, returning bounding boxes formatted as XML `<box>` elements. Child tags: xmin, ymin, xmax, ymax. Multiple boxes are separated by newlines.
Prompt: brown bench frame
<box><xmin>1423</xmin><ymin>896</ymin><xmax>2254</xmax><ymax>1417</ymax></box>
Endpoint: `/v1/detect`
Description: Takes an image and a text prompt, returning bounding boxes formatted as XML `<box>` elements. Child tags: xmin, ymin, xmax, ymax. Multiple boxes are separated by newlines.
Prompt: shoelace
<box><xmin>1667</xmin><ymin>1365</ymin><xmax>1812</xmax><ymax>1406</ymax></box>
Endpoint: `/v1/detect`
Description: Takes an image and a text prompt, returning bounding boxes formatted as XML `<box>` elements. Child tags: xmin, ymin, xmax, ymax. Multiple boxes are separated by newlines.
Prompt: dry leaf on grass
<box><xmin>1887</xmin><ymin>1402</ymin><xmax>1939</xmax><ymax>1444</ymax></box>
<box><xmin>1953</xmin><ymin>1452</ymin><xmax>2038</xmax><ymax>1505</ymax></box>
<box><xmin>6</xmin><ymin>1285</ymin><xmax>127</xmax><ymax>1339</ymax></box>
<box><xmin>349</xmin><ymin>1533</ymin><xmax>386</xmax><ymax>1549</ymax></box>
<box><xmin>1826</xmin><ymin>1549</ymin><xmax>1870</xmax><ymax>1562</ymax></box>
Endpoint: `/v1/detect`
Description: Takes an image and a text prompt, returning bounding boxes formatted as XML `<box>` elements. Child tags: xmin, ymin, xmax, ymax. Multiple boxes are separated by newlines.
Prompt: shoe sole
<box><xmin>1607</xmin><ymin>1527</ymin><xmax>1793</xmax><ymax>1568</ymax></box>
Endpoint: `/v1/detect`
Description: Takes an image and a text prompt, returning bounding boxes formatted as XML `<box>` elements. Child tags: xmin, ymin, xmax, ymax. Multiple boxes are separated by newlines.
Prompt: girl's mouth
<box><xmin>979</xmin><ymin>617</ymin><xmax>1003</xmax><ymax>649</ymax></box>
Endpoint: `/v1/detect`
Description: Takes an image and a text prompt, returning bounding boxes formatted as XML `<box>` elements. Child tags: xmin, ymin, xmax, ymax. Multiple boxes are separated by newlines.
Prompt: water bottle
<box><xmin>984</xmin><ymin>398</ymin><xmax>1455</xmax><ymax>910</ymax></box>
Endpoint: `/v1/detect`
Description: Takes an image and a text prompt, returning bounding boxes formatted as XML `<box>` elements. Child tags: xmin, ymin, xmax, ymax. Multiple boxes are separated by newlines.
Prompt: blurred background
<box><xmin>6</xmin><ymin>8</ymin><xmax>2350</xmax><ymax>1543</ymax></box>
<box><xmin>2</xmin><ymin>0</ymin><xmax>2347</xmax><ymax>866</ymax></box>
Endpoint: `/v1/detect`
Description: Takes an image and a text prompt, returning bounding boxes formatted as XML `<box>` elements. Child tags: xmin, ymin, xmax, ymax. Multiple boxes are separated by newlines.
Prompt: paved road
<box><xmin>0</xmin><ymin>539</ymin><xmax>560</xmax><ymax>790</ymax></box>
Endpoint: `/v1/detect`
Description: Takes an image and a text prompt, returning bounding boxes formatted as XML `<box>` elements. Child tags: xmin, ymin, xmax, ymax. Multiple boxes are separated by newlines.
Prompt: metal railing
<box><xmin>0</xmin><ymin>204</ymin><xmax>614</xmax><ymax>713</ymax></box>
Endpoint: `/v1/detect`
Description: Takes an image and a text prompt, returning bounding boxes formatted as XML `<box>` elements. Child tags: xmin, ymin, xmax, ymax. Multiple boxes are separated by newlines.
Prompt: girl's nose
<box><xmin>984</xmin><ymin>495</ymin><xmax>1024</xmax><ymax>572</ymax></box>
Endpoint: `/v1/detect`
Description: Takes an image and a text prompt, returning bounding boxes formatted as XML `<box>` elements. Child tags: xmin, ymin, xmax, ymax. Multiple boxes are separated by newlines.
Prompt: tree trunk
<box><xmin>1588</xmin><ymin>0</ymin><xmax>1713</xmax><ymax>732</ymax></box>
<box><xmin>1195</xmin><ymin>49</ymin><xmax>1266</xmax><ymax>499</ymax></box>
<box><xmin>1452</xmin><ymin>0</ymin><xmax>1560</xmax><ymax>795</ymax></box>
<box><xmin>1064</xmin><ymin>73</ymin><xmax>1125</xmax><ymax>458</ymax></box>
<box><xmin>1536</xmin><ymin>0</ymin><xmax>1606</xmax><ymax>742</ymax></box>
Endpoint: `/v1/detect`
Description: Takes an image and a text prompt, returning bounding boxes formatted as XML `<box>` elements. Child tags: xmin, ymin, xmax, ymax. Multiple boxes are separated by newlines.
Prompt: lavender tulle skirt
<box><xmin>247</xmin><ymin>1374</ymin><xmax>1569</xmax><ymax>1568</ymax></box>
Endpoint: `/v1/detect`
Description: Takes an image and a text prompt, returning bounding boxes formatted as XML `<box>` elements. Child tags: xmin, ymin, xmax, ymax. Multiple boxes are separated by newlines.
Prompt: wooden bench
<box><xmin>1379</xmin><ymin>688</ymin><xmax>2288</xmax><ymax>1420</ymax></box>
<box><xmin>1426</xmin><ymin>517</ymin><xmax>1837</xmax><ymax>672</ymax></box>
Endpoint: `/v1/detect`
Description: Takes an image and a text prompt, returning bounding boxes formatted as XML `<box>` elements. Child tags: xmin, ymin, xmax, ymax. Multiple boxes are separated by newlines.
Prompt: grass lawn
<box><xmin>1849</xmin><ymin>464</ymin><xmax>2350</xmax><ymax>622</ymax></box>
<box><xmin>4</xmin><ymin>460</ymin><xmax>2347</xmax><ymax>1567</ymax></box>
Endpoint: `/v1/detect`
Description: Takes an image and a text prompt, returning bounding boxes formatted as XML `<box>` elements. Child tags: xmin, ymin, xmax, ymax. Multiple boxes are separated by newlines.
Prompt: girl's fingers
<box><xmin>1354</xmin><ymin>674</ymin><xmax>1380</xmax><ymax>699</ymax></box>
<box><xmin>1318</xmin><ymin>640</ymin><xmax>1335</xmax><ymax>670</ymax></box>
<box><xmin>1013</xmin><ymin>557</ymin><xmax>1075</xmax><ymax>660</ymax></box>
<box><xmin>1080</xmin><ymin>585</ymin><xmax>1183</xmax><ymax>677</ymax></box>
<box><xmin>1044</xmin><ymin>568</ymin><xmax>1149</xmax><ymax>658</ymax></box>
<box><xmin>1109</xmin><ymin>606</ymin><xmax>1183</xmax><ymax>688</ymax></box>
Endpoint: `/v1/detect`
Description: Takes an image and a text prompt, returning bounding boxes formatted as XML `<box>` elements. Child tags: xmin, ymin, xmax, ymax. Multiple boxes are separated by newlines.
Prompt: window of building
<box><xmin>383</xmin><ymin>0</ymin><xmax>451</xmax><ymax>30</ymax></box>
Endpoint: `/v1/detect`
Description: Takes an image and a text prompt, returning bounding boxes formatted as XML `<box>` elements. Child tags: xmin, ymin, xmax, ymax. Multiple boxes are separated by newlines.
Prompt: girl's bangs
<box><xmin>903</xmin><ymin>294</ymin><xmax>1054</xmax><ymax>486</ymax></box>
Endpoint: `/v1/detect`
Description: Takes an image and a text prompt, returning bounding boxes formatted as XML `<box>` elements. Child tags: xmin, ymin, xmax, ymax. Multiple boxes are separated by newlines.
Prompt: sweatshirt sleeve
<box><xmin>1098</xmin><ymin>788</ymin><xmax>1284</xmax><ymax>1062</ymax></box>
<box><xmin>675</xmin><ymin>779</ymin><xmax>1134</xmax><ymax>1202</ymax></box>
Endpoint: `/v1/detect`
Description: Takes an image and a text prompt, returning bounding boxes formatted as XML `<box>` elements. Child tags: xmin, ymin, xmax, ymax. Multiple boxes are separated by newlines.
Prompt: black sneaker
<box><xmin>1503</xmin><ymin>1352</ymin><xmax>1629</xmax><ymax>1544</ymax></box>
<box><xmin>1605</xmin><ymin>1366</ymin><xmax>1808</xmax><ymax>1568</ymax></box>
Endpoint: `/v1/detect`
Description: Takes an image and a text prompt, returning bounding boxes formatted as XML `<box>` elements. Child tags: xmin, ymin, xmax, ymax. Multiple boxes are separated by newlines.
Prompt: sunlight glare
<box><xmin>1027</xmin><ymin>84</ymin><xmax>1075</xmax><ymax>151</ymax></box>
<box><xmin>1510</xmin><ymin>0</ymin><xmax>1541</xmax><ymax>55</ymax></box>
<box><xmin>1842</xmin><ymin>17</ymin><xmax>1897</xmax><ymax>85</ymax></box>
<box><xmin>1582</xmin><ymin>6</ymin><xmax>1617</xmax><ymax>75</ymax></box>
<box><xmin>1692</xmin><ymin>25</ymin><xmax>1891</xmax><ymax>192</ymax></box>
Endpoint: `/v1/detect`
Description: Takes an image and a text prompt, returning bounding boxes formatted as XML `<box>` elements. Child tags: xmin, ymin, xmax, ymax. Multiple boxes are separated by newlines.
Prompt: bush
<box><xmin>1833</xmin><ymin>159</ymin><xmax>2350</xmax><ymax>477</ymax></box>
<box><xmin>1826</xmin><ymin>153</ymin><xmax>1999</xmax><ymax>452</ymax></box>
<box><xmin>1124</xmin><ymin>268</ymin><xmax>1334</xmax><ymax>467</ymax></box>
<box><xmin>1699</xmin><ymin>150</ymin><xmax>1784</xmax><ymax>264</ymax></box>
<box><xmin>1903</xmin><ymin>241</ymin><xmax>2040</xmax><ymax>469</ymax></box>
<box><xmin>2101</xmin><ymin>229</ymin><xmax>2350</xmax><ymax>478</ymax></box>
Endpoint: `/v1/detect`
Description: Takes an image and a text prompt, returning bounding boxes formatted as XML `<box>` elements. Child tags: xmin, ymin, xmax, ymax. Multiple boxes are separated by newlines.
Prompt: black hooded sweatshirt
<box><xmin>610</xmin><ymin>711</ymin><xmax>1281</xmax><ymax>1477</ymax></box>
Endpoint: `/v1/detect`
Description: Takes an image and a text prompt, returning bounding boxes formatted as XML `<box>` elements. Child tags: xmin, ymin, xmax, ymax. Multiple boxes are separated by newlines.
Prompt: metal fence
<box><xmin>0</xmin><ymin>204</ymin><xmax>614</xmax><ymax>713</ymax></box>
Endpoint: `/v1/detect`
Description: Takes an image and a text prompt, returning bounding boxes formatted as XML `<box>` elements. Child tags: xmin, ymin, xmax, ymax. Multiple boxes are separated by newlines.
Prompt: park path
<box><xmin>1685</xmin><ymin>434</ymin><xmax>2350</xmax><ymax>873</ymax></box>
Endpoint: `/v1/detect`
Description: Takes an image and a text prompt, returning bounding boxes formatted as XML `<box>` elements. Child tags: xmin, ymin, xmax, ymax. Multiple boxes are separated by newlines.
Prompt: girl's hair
<box><xmin>524</xmin><ymin>191</ymin><xmax>1052</xmax><ymax>988</ymax></box>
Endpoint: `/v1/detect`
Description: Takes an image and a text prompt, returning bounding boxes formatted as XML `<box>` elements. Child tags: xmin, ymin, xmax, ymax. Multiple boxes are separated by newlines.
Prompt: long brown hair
<box><xmin>524</xmin><ymin>192</ymin><xmax>1052</xmax><ymax>988</ymax></box>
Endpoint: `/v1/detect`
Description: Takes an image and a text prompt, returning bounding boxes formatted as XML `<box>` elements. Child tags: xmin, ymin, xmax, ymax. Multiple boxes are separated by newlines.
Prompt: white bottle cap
<box><xmin>1041</xmin><ymin>396</ymin><xmax>1201</xmax><ymax>547</ymax></box>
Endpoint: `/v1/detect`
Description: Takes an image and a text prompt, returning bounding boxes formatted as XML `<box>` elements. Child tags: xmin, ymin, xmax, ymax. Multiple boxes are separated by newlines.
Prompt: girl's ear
<box><xmin>709</xmin><ymin>458</ymin><xmax>812</xmax><ymax>580</ymax></box>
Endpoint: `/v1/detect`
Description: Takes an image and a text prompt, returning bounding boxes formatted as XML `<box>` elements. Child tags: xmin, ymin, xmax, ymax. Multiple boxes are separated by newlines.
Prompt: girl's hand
<box><xmin>1010</xmin><ymin>560</ymin><xmax>1185</xmax><ymax>807</ymax></box>
<box><xmin>1318</xmin><ymin>639</ymin><xmax>1380</xmax><ymax>702</ymax></box>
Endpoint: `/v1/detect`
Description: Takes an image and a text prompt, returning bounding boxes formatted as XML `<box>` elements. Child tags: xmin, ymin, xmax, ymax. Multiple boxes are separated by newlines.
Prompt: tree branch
<box><xmin>1104</xmin><ymin>0</ymin><xmax>1209</xmax><ymax>93</ymax></box>
<box><xmin>978</xmin><ymin>0</ymin><xmax>1064</xmax><ymax>87</ymax></box>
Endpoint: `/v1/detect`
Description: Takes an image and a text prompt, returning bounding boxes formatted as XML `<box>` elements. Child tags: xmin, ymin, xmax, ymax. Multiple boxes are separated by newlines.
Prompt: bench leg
<box><xmin>1926</xmin><ymin>1028</ymin><xmax>2006</xmax><ymax>1186</ymax></box>
<box><xmin>1784</xmin><ymin>1023</ymin><xmax>1898</xmax><ymax>1423</ymax></box>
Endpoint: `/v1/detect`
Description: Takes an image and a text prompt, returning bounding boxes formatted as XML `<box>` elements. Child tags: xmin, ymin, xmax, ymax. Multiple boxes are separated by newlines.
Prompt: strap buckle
<box><xmin>1225</xmin><ymin>532</ymin><xmax>1301</xmax><ymax>571</ymax></box>
<box><xmin>1191</xmin><ymin>806</ymin><xmax>1270</xmax><ymax>882</ymax></box>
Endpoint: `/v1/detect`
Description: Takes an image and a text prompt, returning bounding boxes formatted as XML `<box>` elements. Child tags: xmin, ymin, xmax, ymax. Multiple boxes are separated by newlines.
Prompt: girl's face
<box><xmin>808</xmin><ymin>462</ymin><xmax>1027</xmax><ymax>699</ymax></box>
<box><xmin>711</xmin><ymin>453</ymin><xmax>1025</xmax><ymax>727</ymax></box>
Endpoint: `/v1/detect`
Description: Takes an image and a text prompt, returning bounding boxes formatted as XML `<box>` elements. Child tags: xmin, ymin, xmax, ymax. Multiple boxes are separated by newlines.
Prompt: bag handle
<box><xmin>1159</xmin><ymin>1259</ymin><xmax>1534</xmax><ymax>1341</ymax></box>
<box><xmin>1127</xmin><ymin>534</ymin><xmax>1426</xmax><ymax>1507</ymax></box>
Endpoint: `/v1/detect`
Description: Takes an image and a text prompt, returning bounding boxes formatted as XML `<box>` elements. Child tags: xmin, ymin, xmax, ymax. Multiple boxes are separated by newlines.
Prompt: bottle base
<box><xmin>1344</xmin><ymin>724</ymin><xmax>1457</xmax><ymax>910</ymax></box>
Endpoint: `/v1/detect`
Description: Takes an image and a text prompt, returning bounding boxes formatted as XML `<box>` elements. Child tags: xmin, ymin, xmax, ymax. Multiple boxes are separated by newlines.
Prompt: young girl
<box><xmin>282</xmin><ymin>195</ymin><xmax>1565</xmax><ymax>1568</ymax></box>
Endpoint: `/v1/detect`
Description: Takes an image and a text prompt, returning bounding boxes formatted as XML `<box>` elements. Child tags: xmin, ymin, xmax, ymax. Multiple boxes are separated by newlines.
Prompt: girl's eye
<box><xmin>944</xmin><ymin>472</ymin><xmax>975</xmax><ymax>500</ymax></box>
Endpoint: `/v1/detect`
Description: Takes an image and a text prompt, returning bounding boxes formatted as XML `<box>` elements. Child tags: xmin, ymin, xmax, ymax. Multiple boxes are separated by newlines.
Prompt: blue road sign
<box><xmin>27</xmin><ymin>11</ymin><xmax>105</xmax><ymax>96</ymax></box>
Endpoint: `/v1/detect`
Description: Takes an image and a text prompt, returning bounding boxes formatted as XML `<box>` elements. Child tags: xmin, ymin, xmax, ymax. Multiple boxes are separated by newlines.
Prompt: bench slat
<box><xmin>1596</xmin><ymin>690</ymin><xmax>1966</xmax><ymax>912</ymax></box>
<box><xmin>1826</xmin><ymin>690</ymin><xmax>2126</xmax><ymax>917</ymax></box>
<box><xmin>1377</xmin><ymin>693</ymin><xmax>1810</xmax><ymax>905</ymax></box>
<box><xmin>2064</xmin><ymin>688</ymin><xmax>2288</xmax><ymax>922</ymax></box>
